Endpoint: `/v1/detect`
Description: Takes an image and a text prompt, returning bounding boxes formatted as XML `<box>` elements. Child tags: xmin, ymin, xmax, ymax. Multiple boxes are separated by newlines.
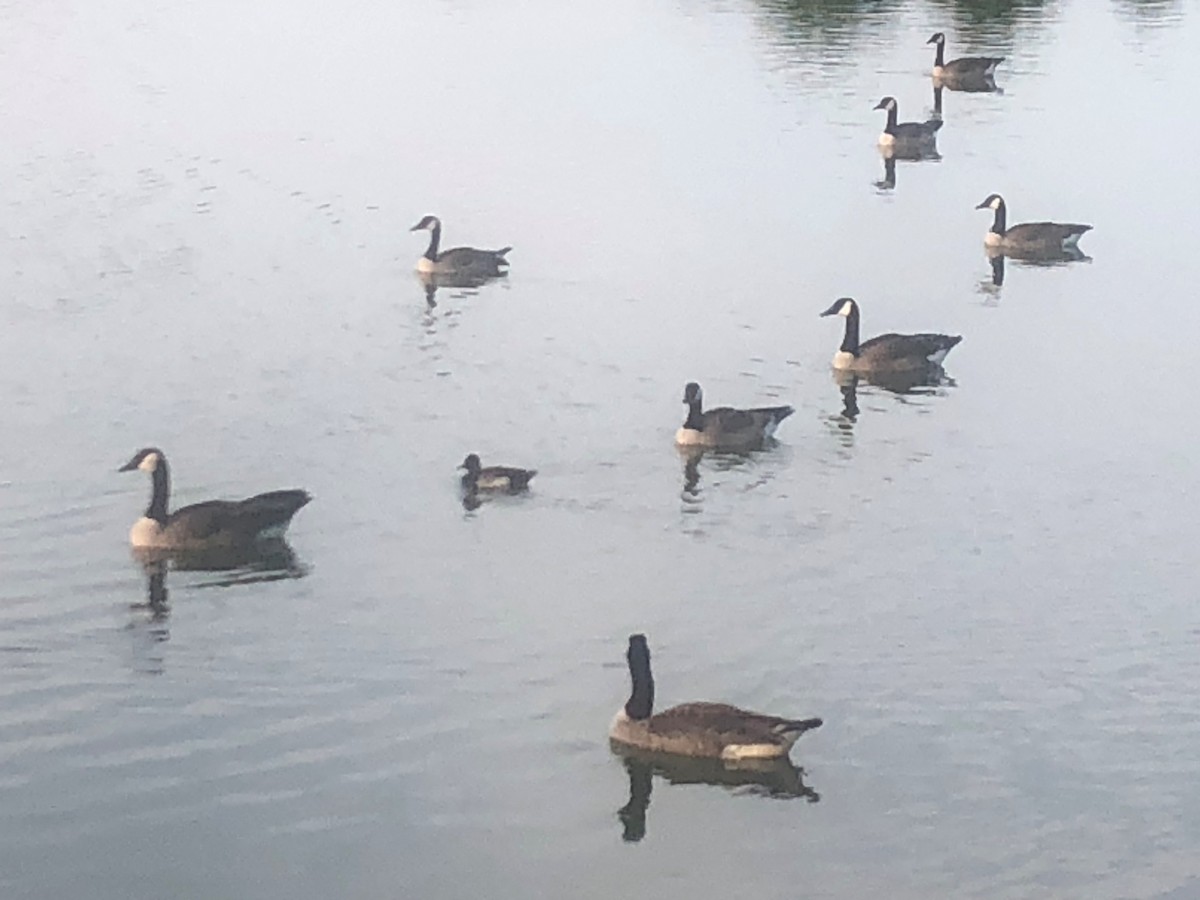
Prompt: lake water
<box><xmin>2</xmin><ymin>0</ymin><xmax>1198</xmax><ymax>897</ymax></box>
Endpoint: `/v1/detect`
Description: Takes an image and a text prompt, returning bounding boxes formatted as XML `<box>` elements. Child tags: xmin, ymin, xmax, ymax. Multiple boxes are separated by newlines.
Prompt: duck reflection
<box><xmin>614</xmin><ymin>748</ymin><xmax>819</xmax><ymax>843</ymax></box>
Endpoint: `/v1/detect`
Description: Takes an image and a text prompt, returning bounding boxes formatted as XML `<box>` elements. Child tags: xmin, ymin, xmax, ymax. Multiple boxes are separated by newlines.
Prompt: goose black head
<box><xmin>683</xmin><ymin>382</ymin><xmax>702</xmax><ymax>405</ymax></box>
<box><xmin>873</xmin><ymin>96</ymin><xmax>897</xmax><ymax>111</ymax></box>
<box><xmin>627</xmin><ymin>633</ymin><xmax>650</xmax><ymax>666</ymax></box>
<box><xmin>458</xmin><ymin>453</ymin><xmax>482</xmax><ymax>475</ymax></box>
<box><xmin>975</xmin><ymin>193</ymin><xmax>1006</xmax><ymax>211</ymax></box>
<box><xmin>119</xmin><ymin>447</ymin><xmax>165</xmax><ymax>473</ymax></box>
<box><xmin>820</xmin><ymin>297</ymin><xmax>858</xmax><ymax>318</ymax></box>
<box><xmin>410</xmin><ymin>214</ymin><xmax>441</xmax><ymax>232</ymax></box>
<box><xmin>927</xmin><ymin>32</ymin><xmax>946</xmax><ymax>45</ymax></box>
<box><xmin>625</xmin><ymin>633</ymin><xmax>654</xmax><ymax>720</ymax></box>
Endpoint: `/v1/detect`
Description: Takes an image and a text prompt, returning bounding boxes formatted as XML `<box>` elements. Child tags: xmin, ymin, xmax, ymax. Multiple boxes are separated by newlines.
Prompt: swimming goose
<box><xmin>610</xmin><ymin>634</ymin><xmax>823</xmax><ymax>761</ymax></box>
<box><xmin>411</xmin><ymin>215</ymin><xmax>511</xmax><ymax>278</ymax></box>
<box><xmin>458</xmin><ymin>453</ymin><xmax>536</xmax><ymax>494</ymax></box>
<box><xmin>675</xmin><ymin>382</ymin><xmax>793</xmax><ymax>450</ymax></box>
<box><xmin>820</xmin><ymin>297</ymin><xmax>961</xmax><ymax>375</ymax></box>
<box><xmin>928</xmin><ymin>32</ymin><xmax>1003</xmax><ymax>83</ymax></box>
<box><xmin>119</xmin><ymin>448</ymin><xmax>310</xmax><ymax>550</ymax></box>
<box><xmin>975</xmin><ymin>194</ymin><xmax>1092</xmax><ymax>256</ymax></box>
<box><xmin>874</xmin><ymin>96</ymin><xmax>942</xmax><ymax>147</ymax></box>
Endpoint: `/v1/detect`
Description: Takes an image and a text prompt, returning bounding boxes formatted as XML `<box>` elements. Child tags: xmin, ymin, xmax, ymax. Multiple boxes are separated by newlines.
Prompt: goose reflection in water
<box><xmin>128</xmin><ymin>541</ymin><xmax>307</xmax><ymax>672</ymax></box>
<box><xmin>418</xmin><ymin>269</ymin><xmax>508</xmax><ymax>310</ymax></box>
<box><xmin>986</xmin><ymin>243</ymin><xmax>1091</xmax><ymax>266</ymax></box>
<box><xmin>832</xmin><ymin>366</ymin><xmax>952</xmax><ymax>403</ymax></box>
<box><xmin>614</xmin><ymin>748</ymin><xmax>819</xmax><ymax>843</ymax></box>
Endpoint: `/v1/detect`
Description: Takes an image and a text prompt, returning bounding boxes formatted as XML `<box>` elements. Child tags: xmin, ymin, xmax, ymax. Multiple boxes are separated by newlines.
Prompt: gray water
<box><xmin>2</xmin><ymin>0</ymin><xmax>1199</xmax><ymax>897</ymax></box>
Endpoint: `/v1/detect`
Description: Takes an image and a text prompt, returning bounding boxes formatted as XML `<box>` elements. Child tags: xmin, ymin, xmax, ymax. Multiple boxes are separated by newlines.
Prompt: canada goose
<box><xmin>874</xmin><ymin>96</ymin><xmax>942</xmax><ymax>147</ymax></box>
<box><xmin>927</xmin><ymin>32</ymin><xmax>1003</xmax><ymax>83</ymax></box>
<box><xmin>975</xmin><ymin>194</ymin><xmax>1092</xmax><ymax>256</ymax></box>
<box><xmin>609</xmin><ymin>634</ymin><xmax>823</xmax><ymax>761</ymax></box>
<box><xmin>676</xmin><ymin>382</ymin><xmax>793</xmax><ymax>450</ymax></box>
<box><xmin>458</xmin><ymin>453</ymin><xmax>536</xmax><ymax>494</ymax></box>
<box><xmin>820</xmin><ymin>297</ymin><xmax>962</xmax><ymax>375</ymax></box>
<box><xmin>119</xmin><ymin>448</ymin><xmax>310</xmax><ymax>550</ymax></box>
<box><xmin>410</xmin><ymin>215</ymin><xmax>511</xmax><ymax>278</ymax></box>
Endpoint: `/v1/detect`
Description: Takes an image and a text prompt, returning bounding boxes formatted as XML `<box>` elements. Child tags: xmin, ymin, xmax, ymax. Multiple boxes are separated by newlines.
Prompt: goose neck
<box><xmin>840</xmin><ymin>306</ymin><xmax>861</xmax><ymax>356</ymax></box>
<box><xmin>146</xmin><ymin>460</ymin><xmax>170</xmax><ymax>523</ymax></box>
<box><xmin>625</xmin><ymin>649</ymin><xmax>654</xmax><ymax>720</ymax></box>
<box><xmin>424</xmin><ymin>221</ymin><xmax>442</xmax><ymax>261</ymax></box>
<box><xmin>934</xmin><ymin>42</ymin><xmax>945</xmax><ymax>68</ymax></box>
<box><xmin>991</xmin><ymin>203</ymin><xmax>1007</xmax><ymax>236</ymax></box>
<box><xmin>682</xmin><ymin>398</ymin><xmax>706</xmax><ymax>431</ymax></box>
<box><xmin>885</xmin><ymin>105</ymin><xmax>898</xmax><ymax>134</ymax></box>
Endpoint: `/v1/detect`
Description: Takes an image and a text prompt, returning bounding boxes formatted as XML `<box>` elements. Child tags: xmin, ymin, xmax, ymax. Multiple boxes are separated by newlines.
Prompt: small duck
<box><xmin>675</xmin><ymin>382</ymin><xmax>793</xmax><ymax>450</ymax></box>
<box><xmin>927</xmin><ymin>32</ymin><xmax>1003</xmax><ymax>84</ymax></box>
<box><xmin>975</xmin><ymin>194</ymin><xmax>1092</xmax><ymax>256</ymax></box>
<box><xmin>458</xmin><ymin>453</ymin><xmax>537</xmax><ymax>494</ymax></box>
<box><xmin>118</xmin><ymin>448</ymin><xmax>310</xmax><ymax>550</ymax></box>
<box><xmin>820</xmin><ymin>297</ymin><xmax>961</xmax><ymax>375</ymax></box>
<box><xmin>609</xmin><ymin>634</ymin><xmax>823</xmax><ymax>761</ymax></box>
<box><xmin>874</xmin><ymin>96</ymin><xmax>943</xmax><ymax>148</ymax></box>
<box><xmin>410</xmin><ymin>215</ymin><xmax>511</xmax><ymax>278</ymax></box>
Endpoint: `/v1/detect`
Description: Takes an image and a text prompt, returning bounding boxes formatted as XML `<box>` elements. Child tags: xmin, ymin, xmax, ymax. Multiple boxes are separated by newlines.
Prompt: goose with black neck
<box><xmin>118</xmin><ymin>448</ymin><xmax>310</xmax><ymax>550</ymax></box>
<box><xmin>609</xmin><ymin>634</ymin><xmax>823</xmax><ymax>761</ymax></box>
<box><xmin>410</xmin><ymin>215</ymin><xmax>511</xmax><ymax>279</ymax></box>
<box><xmin>820</xmin><ymin>297</ymin><xmax>961</xmax><ymax>377</ymax></box>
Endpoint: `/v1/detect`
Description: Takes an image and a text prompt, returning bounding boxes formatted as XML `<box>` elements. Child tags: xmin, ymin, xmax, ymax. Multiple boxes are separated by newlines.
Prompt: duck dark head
<box><xmin>683</xmin><ymin>382</ymin><xmax>702</xmax><ymax>405</ymax></box>
<box><xmin>927</xmin><ymin>32</ymin><xmax>946</xmax><ymax>45</ymax></box>
<box><xmin>119</xmin><ymin>447</ymin><xmax>166</xmax><ymax>473</ymax></box>
<box><xmin>820</xmin><ymin>297</ymin><xmax>858</xmax><ymax>318</ymax></box>
<box><xmin>410</xmin><ymin>214</ymin><xmax>441</xmax><ymax>232</ymax></box>
<box><xmin>975</xmin><ymin>193</ymin><xmax>1006</xmax><ymax>211</ymax></box>
<box><xmin>873</xmin><ymin>96</ymin><xmax>897</xmax><ymax>112</ymax></box>
<box><xmin>459</xmin><ymin>453</ymin><xmax>482</xmax><ymax>475</ymax></box>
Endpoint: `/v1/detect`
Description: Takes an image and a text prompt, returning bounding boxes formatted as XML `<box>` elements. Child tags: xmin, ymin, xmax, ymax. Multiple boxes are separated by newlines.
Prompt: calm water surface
<box><xmin>2</xmin><ymin>1</ymin><xmax>1199</xmax><ymax>897</ymax></box>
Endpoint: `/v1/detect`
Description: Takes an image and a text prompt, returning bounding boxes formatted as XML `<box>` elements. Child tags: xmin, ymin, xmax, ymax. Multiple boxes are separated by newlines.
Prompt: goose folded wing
<box><xmin>649</xmin><ymin>702</ymin><xmax>787</xmax><ymax>742</ymax></box>
<box><xmin>704</xmin><ymin>407</ymin><xmax>757</xmax><ymax>433</ymax></box>
<box><xmin>859</xmin><ymin>333</ymin><xmax>956</xmax><ymax>360</ymax></box>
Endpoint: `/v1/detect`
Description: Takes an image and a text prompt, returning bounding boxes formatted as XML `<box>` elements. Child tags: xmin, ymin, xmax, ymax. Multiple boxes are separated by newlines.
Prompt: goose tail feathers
<box><xmin>774</xmin><ymin>717</ymin><xmax>824</xmax><ymax>738</ymax></box>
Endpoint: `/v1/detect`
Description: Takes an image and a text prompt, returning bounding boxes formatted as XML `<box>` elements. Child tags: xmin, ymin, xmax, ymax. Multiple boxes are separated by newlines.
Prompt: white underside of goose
<box><xmin>674</xmin><ymin>427</ymin><xmax>708</xmax><ymax>447</ymax></box>
<box><xmin>720</xmin><ymin>742</ymin><xmax>787</xmax><ymax>761</ymax></box>
<box><xmin>984</xmin><ymin>232</ymin><xmax>1004</xmax><ymax>247</ymax></box>
<box><xmin>415</xmin><ymin>257</ymin><xmax>436</xmax><ymax>274</ymax></box>
<box><xmin>130</xmin><ymin>517</ymin><xmax>166</xmax><ymax>548</ymax></box>
<box><xmin>878</xmin><ymin>132</ymin><xmax>896</xmax><ymax>147</ymax></box>
<box><xmin>832</xmin><ymin>350</ymin><xmax>856</xmax><ymax>370</ymax></box>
